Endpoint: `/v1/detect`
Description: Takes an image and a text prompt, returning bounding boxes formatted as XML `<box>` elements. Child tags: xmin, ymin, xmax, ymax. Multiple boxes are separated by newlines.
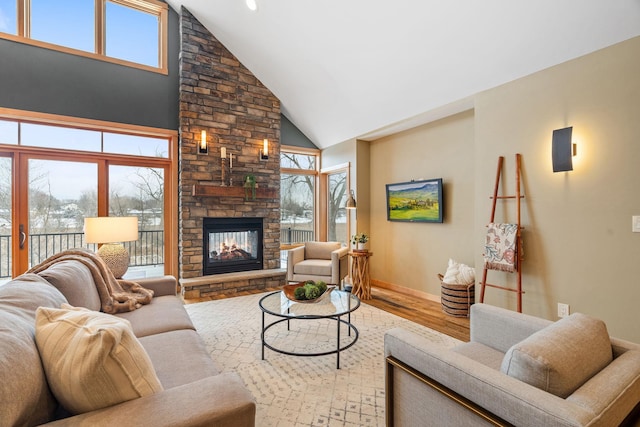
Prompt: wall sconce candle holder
<box><xmin>259</xmin><ymin>138</ymin><xmax>269</xmax><ymax>161</ymax></box>
<box><xmin>220</xmin><ymin>146</ymin><xmax>227</xmax><ymax>186</ymax></box>
<box><xmin>199</xmin><ymin>130</ymin><xmax>208</xmax><ymax>154</ymax></box>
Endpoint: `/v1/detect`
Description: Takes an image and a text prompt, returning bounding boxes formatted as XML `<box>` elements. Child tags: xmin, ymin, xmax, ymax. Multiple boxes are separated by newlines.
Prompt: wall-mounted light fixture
<box><xmin>260</xmin><ymin>138</ymin><xmax>269</xmax><ymax>161</ymax></box>
<box><xmin>346</xmin><ymin>189</ymin><xmax>357</xmax><ymax>209</ymax></box>
<box><xmin>199</xmin><ymin>130</ymin><xmax>208</xmax><ymax>154</ymax></box>
<box><xmin>552</xmin><ymin>126</ymin><xmax>576</xmax><ymax>172</ymax></box>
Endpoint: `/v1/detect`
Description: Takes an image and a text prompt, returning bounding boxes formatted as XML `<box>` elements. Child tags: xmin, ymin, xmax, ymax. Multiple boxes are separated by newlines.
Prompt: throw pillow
<box><xmin>500</xmin><ymin>312</ymin><xmax>612</xmax><ymax>398</ymax></box>
<box><xmin>35</xmin><ymin>304</ymin><xmax>163</xmax><ymax>414</ymax></box>
<box><xmin>442</xmin><ymin>259</ymin><xmax>475</xmax><ymax>285</ymax></box>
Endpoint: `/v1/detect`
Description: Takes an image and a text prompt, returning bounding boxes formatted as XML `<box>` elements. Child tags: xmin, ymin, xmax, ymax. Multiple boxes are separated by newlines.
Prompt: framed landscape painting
<box><xmin>385</xmin><ymin>178</ymin><xmax>443</xmax><ymax>223</ymax></box>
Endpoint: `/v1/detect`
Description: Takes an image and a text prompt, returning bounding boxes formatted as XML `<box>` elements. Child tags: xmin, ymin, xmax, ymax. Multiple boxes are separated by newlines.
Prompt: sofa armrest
<box><xmin>566</xmin><ymin>350</ymin><xmax>640</xmax><ymax>426</ymax></box>
<box><xmin>286</xmin><ymin>246</ymin><xmax>305</xmax><ymax>281</ymax></box>
<box><xmin>43</xmin><ymin>373</ymin><xmax>255</xmax><ymax>427</ymax></box>
<box><xmin>330</xmin><ymin>246</ymin><xmax>349</xmax><ymax>285</ymax></box>
<box><xmin>470</xmin><ymin>303</ymin><xmax>552</xmax><ymax>352</ymax></box>
<box><xmin>384</xmin><ymin>327</ymin><xmax>592</xmax><ymax>427</ymax></box>
<box><xmin>136</xmin><ymin>275</ymin><xmax>178</xmax><ymax>297</ymax></box>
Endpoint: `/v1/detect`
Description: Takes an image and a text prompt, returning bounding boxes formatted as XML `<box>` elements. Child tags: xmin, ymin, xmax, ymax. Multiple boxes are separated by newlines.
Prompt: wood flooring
<box><xmin>183</xmin><ymin>284</ymin><xmax>470</xmax><ymax>342</ymax></box>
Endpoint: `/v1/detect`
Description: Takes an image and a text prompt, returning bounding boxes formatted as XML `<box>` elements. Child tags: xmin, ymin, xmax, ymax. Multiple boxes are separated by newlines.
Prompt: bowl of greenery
<box><xmin>283</xmin><ymin>280</ymin><xmax>334</xmax><ymax>303</ymax></box>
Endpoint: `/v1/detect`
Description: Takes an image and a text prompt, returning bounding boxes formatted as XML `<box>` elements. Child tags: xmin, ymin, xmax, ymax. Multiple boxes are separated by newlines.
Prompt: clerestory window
<box><xmin>0</xmin><ymin>0</ymin><xmax>168</xmax><ymax>74</ymax></box>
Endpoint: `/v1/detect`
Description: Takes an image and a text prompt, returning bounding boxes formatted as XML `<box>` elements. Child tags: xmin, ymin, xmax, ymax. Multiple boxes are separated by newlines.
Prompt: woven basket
<box><xmin>438</xmin><ymin>274</ymin><xmax>475</xmax><ymax>318</ymax></box>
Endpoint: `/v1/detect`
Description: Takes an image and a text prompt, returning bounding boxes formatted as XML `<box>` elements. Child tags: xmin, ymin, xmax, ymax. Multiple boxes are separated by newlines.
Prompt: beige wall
<box><xmin>474</xmin><ymin>36</ymin><xmax>640</xmax><ymax>341</ymax></box>
<box><xmin>344</xmin><ymin>36</ymin><xmax>639</xmax><ymax>342</ymax></box>
<box><xmin>368</xmin><ymin>110</ymin><xmax>476</xmax><ymax>298</ymax></box>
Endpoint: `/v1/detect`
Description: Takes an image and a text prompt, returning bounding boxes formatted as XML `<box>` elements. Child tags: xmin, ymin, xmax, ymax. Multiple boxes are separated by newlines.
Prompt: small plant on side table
<box><xmin>351</xmin><ymin>233</ymin><xmax>369</xmax><ymax>251</ymax></box>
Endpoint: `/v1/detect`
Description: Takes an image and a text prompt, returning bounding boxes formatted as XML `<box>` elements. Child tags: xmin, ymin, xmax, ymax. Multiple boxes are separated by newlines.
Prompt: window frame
<box><xmin>0</xmin><ymin>106</ymin><xmax>178</xmax><ymax>278</ymax></box>
<box><xmin>2</xmin><ymin>0</ymin><xmax>168</xmax><ymax>74</ymax></box>
<box><xmin>280</xmin><ymin>145</ymin><xmax>320</xmax><ymax>247</ymax></box>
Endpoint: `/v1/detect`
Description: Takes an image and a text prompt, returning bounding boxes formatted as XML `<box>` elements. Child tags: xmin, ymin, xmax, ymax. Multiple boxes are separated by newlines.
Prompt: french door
<box><xmin>5</xmin><ymin>152</ymin><xmax>101</xmax><ymax>278</ymax></box>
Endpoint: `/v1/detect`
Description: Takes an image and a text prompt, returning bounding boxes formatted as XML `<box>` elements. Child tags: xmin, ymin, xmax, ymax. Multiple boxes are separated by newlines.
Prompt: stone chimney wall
<box><xmin>179</xmin><ymin>7</ymin><xmax>281</xmax><ymax>281</ymax></box>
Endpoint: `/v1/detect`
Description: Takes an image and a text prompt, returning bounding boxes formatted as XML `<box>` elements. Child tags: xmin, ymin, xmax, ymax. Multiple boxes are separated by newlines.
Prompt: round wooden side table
<box><xmin>349</xmin><ymin>251</ymin><xmax>373</xmax><ymax>300</ymax></box>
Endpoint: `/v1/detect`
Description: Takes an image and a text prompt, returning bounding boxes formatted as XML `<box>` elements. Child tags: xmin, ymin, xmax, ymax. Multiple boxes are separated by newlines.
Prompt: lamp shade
<box><xmin>346</xmin><ymin>189</ymin><xmax>357</xmax><ymax>209</ymax></box>
<box><xmin>84</xmin><ymin>217</ymin><xmax>139</xmax><ymax>244</ymax></box>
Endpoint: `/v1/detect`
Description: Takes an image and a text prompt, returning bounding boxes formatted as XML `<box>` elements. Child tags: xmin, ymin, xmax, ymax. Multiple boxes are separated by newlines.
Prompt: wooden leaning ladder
<box><xmin>479</xmin><ymin>154</ymin><xmax>525</xmax><ymax>312</ymax></box>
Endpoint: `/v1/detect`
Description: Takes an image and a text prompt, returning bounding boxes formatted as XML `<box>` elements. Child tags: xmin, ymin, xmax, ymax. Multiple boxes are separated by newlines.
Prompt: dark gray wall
<box><xmin>0</xmin><ymin>5</ymin><xmax>179</xmax><ymax>131</ymax></box>
<box><xmin>281</xmin><ymin>114</ymin><xmax>317</xmax><ymax>149</ymax></box>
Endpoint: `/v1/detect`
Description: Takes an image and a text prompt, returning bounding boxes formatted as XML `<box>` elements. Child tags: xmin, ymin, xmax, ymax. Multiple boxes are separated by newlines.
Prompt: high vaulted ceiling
<box><xmin>165</xmin><ymin>1</ymin><xmax>640</xmax><ymax>148</ymax></box>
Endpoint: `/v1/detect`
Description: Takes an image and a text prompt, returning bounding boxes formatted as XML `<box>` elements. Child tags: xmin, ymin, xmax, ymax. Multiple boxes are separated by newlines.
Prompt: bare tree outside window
<box><xmin>280</xmin><ymin>152</ymin><xmax>316</xmax><ymax>245</ymax></box>
<box><xmin>109</xmin><ymin>165</ymin><xmax>164</xmax><ymax>271</ymax></box>
<box><xmin>328</xmin><ymin>171</ymin><xmax>347</xmax><ymax>244</ymax></box>
<box><xmin>27</xmin><ymin>159</ymin><xmax>97</xmax><ymax>267</ymax></box>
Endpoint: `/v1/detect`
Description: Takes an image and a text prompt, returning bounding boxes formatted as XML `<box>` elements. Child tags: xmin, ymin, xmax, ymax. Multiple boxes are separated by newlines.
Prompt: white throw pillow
<box><xmin>442</xmin><ymin>259</ymin><xmax>475</xmax><ymax>285</ymax></box>
<box><xmin>35</xmin><ymin>304</ymin><xmax>163</xmax><ymax>414</ymax></box>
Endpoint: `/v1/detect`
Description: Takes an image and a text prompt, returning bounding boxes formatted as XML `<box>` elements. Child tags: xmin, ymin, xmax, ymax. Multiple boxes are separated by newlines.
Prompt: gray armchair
<box><xmin>286</xmin><ymin>241</ymin><xmax>349</xmax><ymax>285</ymax></box>
<box><xmin>384</xmin><ymin>303</ymin><xmax>640</xmax><ymax>427</ymax></box>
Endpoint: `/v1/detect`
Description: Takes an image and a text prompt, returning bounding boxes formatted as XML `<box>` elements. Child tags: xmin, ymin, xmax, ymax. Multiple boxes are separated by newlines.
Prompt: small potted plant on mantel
<box><xmin>351</xmin><ymin>232</ymin><xmax>369</xmax><ymax>252</ymax></box>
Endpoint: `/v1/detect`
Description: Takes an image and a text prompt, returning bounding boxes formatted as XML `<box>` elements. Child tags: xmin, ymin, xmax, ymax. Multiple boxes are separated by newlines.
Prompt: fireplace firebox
<box><xmin>203</xmin><ymin>217</ymin><xmax>263</xmax><ymax>275</ymax></box>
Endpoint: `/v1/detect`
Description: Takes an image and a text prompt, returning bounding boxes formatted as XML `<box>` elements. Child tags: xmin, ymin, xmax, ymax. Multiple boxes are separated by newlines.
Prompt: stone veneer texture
<box><xmin>179</xmin><ymin>7</ymin><xmax>281</xmax><ymax>281</ymax></box>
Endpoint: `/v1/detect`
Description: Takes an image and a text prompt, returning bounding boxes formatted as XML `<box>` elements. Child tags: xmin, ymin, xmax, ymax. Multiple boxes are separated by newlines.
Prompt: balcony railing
<box><xmin>1</xmin><ymin>228</ymin><xmax>315</xmax><ymax>279</ymax></box>
<box><xmin>280</xmin><ymin>227</ymin><xmax>314</xmax><ymax>245</ymax></box>
<box><xmin>0</xmin><ymin>230</ymin><xmax>164</xmax><ymax>279</ymax></box>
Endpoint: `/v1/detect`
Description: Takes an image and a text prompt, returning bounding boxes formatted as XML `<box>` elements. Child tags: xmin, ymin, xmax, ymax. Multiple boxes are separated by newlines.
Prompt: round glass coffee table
<box><xmin>259</xmin><ymin>289</ymin><xmax>360</xmax><ymax>369</ymax></box>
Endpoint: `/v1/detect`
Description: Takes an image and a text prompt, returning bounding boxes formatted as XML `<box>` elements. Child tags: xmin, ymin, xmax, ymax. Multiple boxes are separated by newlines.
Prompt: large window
<box><xmin>0</xmin><ymin>110</ymin><xmax>177</xmax><ymax>281</ymax></box>
<box><xmin>280</xmin><ymin>148</ymin><xmax>318</xmax><ymax>246</ymax></box>
<box><xmin>0</xmin><ymin>0</ymin><xmax>168</xmax><ymax>73</ymax></box>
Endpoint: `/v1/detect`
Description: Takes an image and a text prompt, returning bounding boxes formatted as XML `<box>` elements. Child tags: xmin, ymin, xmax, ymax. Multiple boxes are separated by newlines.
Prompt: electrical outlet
<box><xmin>633</xmin><ymin>216</ymin><xmax>640</xmax><ymax>233</ymax></box>
<box><xmin>557</xmin><ymin>303</ymin><xmax>570</xmax><ymax>318</ymax></box>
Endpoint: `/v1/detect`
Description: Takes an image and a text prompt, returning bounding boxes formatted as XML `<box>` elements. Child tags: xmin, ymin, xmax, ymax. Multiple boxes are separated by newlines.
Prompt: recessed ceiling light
<box><xmin>246</xmin><ymin>0</ymin><xmax>258</xmax><ymax>11</ymax></box>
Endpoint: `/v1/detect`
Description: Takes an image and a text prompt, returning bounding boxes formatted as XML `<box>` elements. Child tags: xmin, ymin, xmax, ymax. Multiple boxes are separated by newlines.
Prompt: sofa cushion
<box><xmin>500</xmin><ymin>312</ymin><xmax>613</xmax><ymax>398</ymax></box>
<box><xmin>35</xmin><ymin>304</ymin><xmax>163</xmax><ymax>414</ymax></box>
<box><xmin>0</xmin><ymin>274</ymin><xmax>68</xmax><ymax>426</ymax></box>
<box><xmin>37</xmin><ymin>259</ymin><xmax>102</xmax><ymax>311</ymax></box>
<box><xmin>452</xmin><ymin>342</ymin><xmax>505</xmax><ymax>371</ymax></box>
<box><xmin>139</xmin><ymin>329</ymin><xmax>220</xmax><ymax>389</ymax></box>
<box><xmin>293</xmin><ymin>259</ymin><xmax>332</xmax><ymax>277</ymax></box>
<box><xmin>305</xmin><ymin>241</ymin><xmax>340</xmax><ymax>260</ymax></box>
<box><xmin>115</xmin><ymin>295</ymin><xmax>195</xmax><ymax>338</ymax></box>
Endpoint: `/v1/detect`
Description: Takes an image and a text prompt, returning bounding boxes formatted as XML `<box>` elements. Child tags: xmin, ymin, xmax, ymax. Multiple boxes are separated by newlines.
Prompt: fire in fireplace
<box><xmin>202</xmin><ymin>217</ymin><xmax>263</xmax><ymax>275</ymax></box>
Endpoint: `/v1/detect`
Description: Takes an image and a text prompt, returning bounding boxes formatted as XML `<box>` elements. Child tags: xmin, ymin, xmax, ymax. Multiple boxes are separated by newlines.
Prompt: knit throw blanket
<box><xmin>484</xmin><ymin>223</ymin><xmax>519</xmax><ymax>273</ymax></box>
<box><xmin>27</xmin><ymin>249</ymin><xmax>153</xmax><ymax>314</ymax></box>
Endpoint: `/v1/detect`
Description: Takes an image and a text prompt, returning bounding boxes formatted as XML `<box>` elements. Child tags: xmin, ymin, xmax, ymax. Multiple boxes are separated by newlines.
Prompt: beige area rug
<box><xmin>185</xmin><ymin>292</ymin><xmax>461</xmax><ymax>427</ymax></box>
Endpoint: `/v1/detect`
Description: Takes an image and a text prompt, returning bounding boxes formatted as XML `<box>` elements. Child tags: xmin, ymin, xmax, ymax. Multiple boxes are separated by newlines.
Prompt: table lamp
<box><xmin>84</xmin><ymin>216</ymin><xmax>138</xmax><ymax>279</ymax></box>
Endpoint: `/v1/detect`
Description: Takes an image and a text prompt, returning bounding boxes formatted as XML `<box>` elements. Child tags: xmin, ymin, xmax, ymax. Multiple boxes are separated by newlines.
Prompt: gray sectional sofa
<box><xmin>385</xmin><ymin>303</ymin><xmax>640</xmax><ymax>427</ymax></box>
<box><xmin>0</xmin><ymin>256</ymin><xmax>255</xmax><ymax>426</ymax></box>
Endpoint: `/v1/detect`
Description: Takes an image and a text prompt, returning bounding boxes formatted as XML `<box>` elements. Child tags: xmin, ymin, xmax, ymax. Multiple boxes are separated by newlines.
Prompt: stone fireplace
<box><xmin>178</xmin><ymin>8</ymin><xmax>284</xmax><ymax>298</ymax></box>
